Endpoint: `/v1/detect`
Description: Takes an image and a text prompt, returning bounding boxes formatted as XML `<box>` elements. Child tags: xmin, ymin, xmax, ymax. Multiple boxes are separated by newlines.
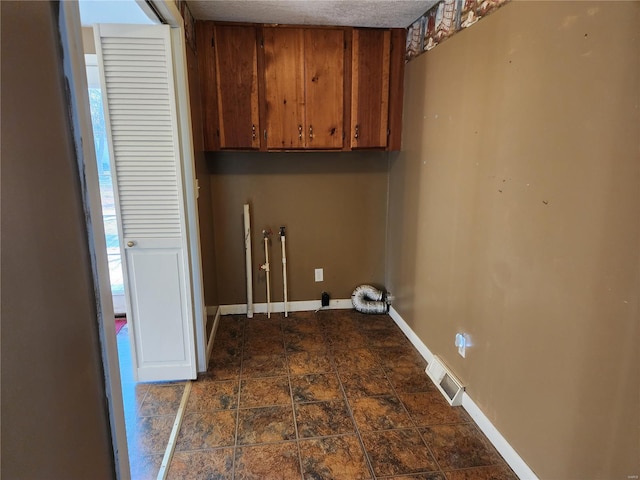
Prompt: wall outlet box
<box><xmin>321</xmin><ymin>292</ymin><xmax>330</xmax><ymax>306</ymax></box>
<box><xmin>314</xmin><ymin>268</ymin><xmax>323</xmax><ymax>282</ymax></box>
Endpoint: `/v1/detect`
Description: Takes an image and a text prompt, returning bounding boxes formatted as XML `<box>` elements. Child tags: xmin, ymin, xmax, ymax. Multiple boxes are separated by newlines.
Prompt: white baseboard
<box><xmin>220</xmin><ymin>299</ymin><xmax>352</xmax><ymax>316</ymax></box>
<box><xmin>462</xmin><ymin>394</ymin><xmax>539</xmax><ymax>479</ymax></box>
<box><xmin>388</xmin><ymin>306</ymin><xmax>434</xmax><ymax>364</ymax></box>
<box><xmin>388</xmin><ymin>306</ymin><xmax>538</xmax><ymax>480</ymax></box>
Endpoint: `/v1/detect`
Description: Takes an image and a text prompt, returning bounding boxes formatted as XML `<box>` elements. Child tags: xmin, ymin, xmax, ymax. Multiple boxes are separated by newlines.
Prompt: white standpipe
<box><xmin>243</xmin><ymin>204</ymin><xmax>253</xmax><ymax>318</ymax></box>
<box><xmin>280</xmin><ymin>226</ymin><xmax>288</xmax><ymax>317</ymax></box>
<box><xmin>260</xmin><ymin>229</ymin><xmax>271</xmax><ymax>318</ymax></box>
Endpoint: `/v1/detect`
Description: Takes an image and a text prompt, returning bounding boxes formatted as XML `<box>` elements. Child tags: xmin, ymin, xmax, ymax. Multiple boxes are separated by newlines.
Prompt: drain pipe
<box><xmin>243</xmin><ymin>204</ymin><xmax>253</xmax><ymax>318</ymax></box>
<box><xmin>260</xmin><ymin>229</ymin><xmax>272</xmax><ymax>318</ymax></box>
<box><xmin>280</xmin><ymin>226</ymin><xmax>288</xmax><ymax>317</ymax></box>
<box><xmin>351</xmin><ymin>284</ymin><xmax>391</xmax><ymax>314</ymax></box>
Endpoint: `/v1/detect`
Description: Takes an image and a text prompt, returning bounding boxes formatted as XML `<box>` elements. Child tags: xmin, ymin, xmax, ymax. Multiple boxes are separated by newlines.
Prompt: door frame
<box><xmin>58</xmin><ymin>2</ymin><xmax>205</xmax><ymax>478</ymax></box>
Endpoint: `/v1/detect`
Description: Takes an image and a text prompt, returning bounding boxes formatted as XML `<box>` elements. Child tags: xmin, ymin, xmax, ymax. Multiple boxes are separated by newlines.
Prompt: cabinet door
<box><xmin>350</xmin><ymin>29</ymin><xmax>391</xmax><ymax>149</ymax></box>
<box><xmin>263</xmin><ymin>28</ymin><xmax>305</xmax><ymax>149</ymax></box>
<box><xmin>196</xmin><ymin>21</ymin><xmax>219</xmax><ymax>151</ymax></box>
<box><xmin>304</xmin><ymin>28</ymin><xmax>344</xmax><ymax>149</ymax></box>
<box><xmin>387</xmin><ymin>28</ymin><xmax>405</xmax><ymax>151</ymax></box>
<box><xmin>214</xmin><ymin>25</ymin><xmax>260</xmax><ymax>149</ymax></box>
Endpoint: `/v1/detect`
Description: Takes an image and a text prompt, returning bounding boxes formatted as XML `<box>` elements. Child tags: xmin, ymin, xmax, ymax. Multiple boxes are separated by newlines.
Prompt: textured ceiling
<box><xmin>187</xmin><ymin>1</ymin><xmax>437</xmax><ymax>28</ymax></box>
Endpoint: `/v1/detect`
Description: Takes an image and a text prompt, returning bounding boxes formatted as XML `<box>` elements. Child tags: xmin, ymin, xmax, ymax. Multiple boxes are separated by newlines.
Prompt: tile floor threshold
<box><xmin>122</xmin><ymin>310</ymin><xmax>519</xmax><ymax>480</ymax></box>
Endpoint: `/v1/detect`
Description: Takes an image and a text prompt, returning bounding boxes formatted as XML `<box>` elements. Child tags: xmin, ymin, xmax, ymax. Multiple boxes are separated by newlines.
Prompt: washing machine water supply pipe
<box><xmin>279</xmin><ymin>227</ymin><xmax>288</xmax><ymax>317</ymax></box>
<box><xmin>243</xmin><ymin>205</ymin><xmax>253</xmax><ymax>318</ymax></box>
<box><xmin>260</xmin><ymin>229</ymin><xmax>272</xmax><ymax>318</ymax></box>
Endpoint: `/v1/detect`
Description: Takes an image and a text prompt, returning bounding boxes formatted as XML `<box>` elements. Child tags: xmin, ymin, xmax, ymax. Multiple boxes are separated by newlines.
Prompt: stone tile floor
<box><xmin>119</xmin><ymin>310</ymin><xmax>518</xmax><ymax>479</ymax></box>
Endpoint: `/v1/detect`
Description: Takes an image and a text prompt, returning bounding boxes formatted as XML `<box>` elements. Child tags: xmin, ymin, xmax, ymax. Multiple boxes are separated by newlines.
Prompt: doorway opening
<box><xmin>68</xmin><ymin>1</ymin><xmax>206</xmax><ymax>475</ymax></box>
<box><xmin>85</xmin><ymin>54</ymin><xmax>126</xmax><ymax>318</ymax></box>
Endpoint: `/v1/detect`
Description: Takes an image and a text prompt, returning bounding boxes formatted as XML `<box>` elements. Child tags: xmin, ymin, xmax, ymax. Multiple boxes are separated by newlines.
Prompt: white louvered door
<box><xmin>95</xmin><ymin>25</ymin><xmax>196</xmax><ymax>382</ymax></box>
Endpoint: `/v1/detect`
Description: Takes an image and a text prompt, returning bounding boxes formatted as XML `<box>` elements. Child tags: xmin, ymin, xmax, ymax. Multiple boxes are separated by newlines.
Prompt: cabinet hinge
<box><xmin>263</xmin><ymin>130</ymin><xmax>267</xmax><ymax>140</ymax></box>
<box><xmin>260</xmin><ymin>38</ymin><xmax>264</xmax><ymax>48</ymax></box>
<box><xmin>342</xmin><ymin>131</ymin><xmax>345</xmax><ymax>140</ymax></box>
<box><xmin>216</xmin><ymin>129</ymin><xmax>220</xmax><ymax>138</ymax></box>
<box><xmin>387</xmin><ymin>128</ymin><xmax>391</xmax><ymax>137</ymax></box>
<box><xmin>211</xmin><ymin>37</ymin><xmax>214</xmax><ymax>48</ymax></box>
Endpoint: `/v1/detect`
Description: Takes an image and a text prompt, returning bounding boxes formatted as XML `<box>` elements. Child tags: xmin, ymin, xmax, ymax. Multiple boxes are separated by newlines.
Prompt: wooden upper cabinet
<box><xmin>263</xmin><ymin>28</ymin><xmax>305</xmax><ymax>149</ymax></box>
<box><xmin>350</xmin><ymin>29</ymin><xmax>391</xmax><ymax>149</ymax></box>
<box><xmin>197</xmin><ymin>23</ymin><xmax>260</xmax><ymax>150</ymax></box>
<box><xmin>195</xmin><ymin>22</ymin><xmax>403</xmax><ymax>152</ymax></box>
<box><xmin>387</xmin><ymin>28</ymin><xmax>406</xmax><ymax>151</ymax></box>
<box><xmin>214</xmin><ymin>25</ymin><xmax>260</xmax><ymax>149</ymax></box>
<box><xmin>303</xmin><ymin>29</ymin><xmax>344</xmax><ymax>149</ymax></box>
<box><xmin>196</xmin><ymin>21</ymin><xmax>218</xmax><ymax>151</ymax></box>
<box><xmin>263</xmin><ymin>27</ymin><xmax>344</xmax><ymax>150</ymax></box>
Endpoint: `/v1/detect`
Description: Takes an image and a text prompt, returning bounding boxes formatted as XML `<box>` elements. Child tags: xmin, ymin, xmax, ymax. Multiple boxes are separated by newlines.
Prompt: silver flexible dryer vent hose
<box><xmin>351</xmin><ymin>284</ymin><xmax>390</xmax><ymax>314</ymax></box>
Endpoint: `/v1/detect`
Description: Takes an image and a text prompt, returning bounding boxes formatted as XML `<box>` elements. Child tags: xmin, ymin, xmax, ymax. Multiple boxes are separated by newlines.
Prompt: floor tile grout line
<box><xmin>279</xmin><ymin>315</ymin><xmax>305</xmax><ymax>480</ymax></box>
<box><xmin>381</xmin><ymin>341</ymin><xmax>448</xmax><ymax>477</ymax></box>
<box><xmin>295</xmin><ymin>430</ymin><xmax>371</xmax><ymax>442</ymax></box>
<box><xmin>231</xmin><ymin>316</ymin><xmax>247</xmax><ymax>480</ymax></box>
<box><xmin>438</xmin><ymin>460</ymin><xmax>516</xmax><ymax>473</ymax></box>
<box><xmin>217</xmin><ymin>313</ymin><xmax>504</xmax><ymax>479</ymax></box>
<box><xmin>377</xmin><ymin>344</ymin><xmax>476</xmax><ymax>477</ymax></box>
<box><xmin>155</xmin><ymin>380</ymin><xmax>192</xmax><ymax>480</ymax></box>
<box><xmin>328</xmin><ymin>325</ymin><xmax>378</xmax><ymax>480</ymax></box>
<box><xmin>136</xmin><ymin>385</ymin><xmax>152</xmax><ymax>417</ymax></box>
<box><xmin>462</xmin><ymin>422</ymin><xmax>509</xmax><ymax>466</ymax></box>
<box><xmin>338</xmin><ymin>326</ymin><xmax>445</xmax><ymax>477</ymax></box>
<box><xmin>200</xmin><ymin>313</ymin><xmax>514</xmax><ymax>479</ymax></box>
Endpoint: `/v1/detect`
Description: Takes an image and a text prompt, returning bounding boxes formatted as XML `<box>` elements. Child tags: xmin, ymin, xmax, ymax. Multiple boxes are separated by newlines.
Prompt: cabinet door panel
<box><xmin>304</xmin><ymin>29</ymin><xmax>344</xmax><ymax>149</ymax></box>
<box><xmin>351</xmin><ymin>29</ymin><xmax>390</xmax><ymax>149</ymax></box>
<box><xmin>196</xmin><ymin>21</ymin><xmax>219</xmax><ymax>151</ymax></box>
<box><xmin>263</xmin><ymin>28</ymin><xmax>305</xmax><ymax>149</ymax></box>
<box><xmin>387</xmin><ymin>28</ymin><xmax>405</xmax><ymax>151</ymax></box>
<box><xmin>214</xmin><ymin>25</ymin><xmax>260</xmax><ymax>149</ymax></box>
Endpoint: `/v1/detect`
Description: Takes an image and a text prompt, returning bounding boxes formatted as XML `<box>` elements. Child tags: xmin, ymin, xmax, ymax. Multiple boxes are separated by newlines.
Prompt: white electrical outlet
<box><xmin>314</xmin><ymin>268</ymin><xmax>323</xmax><ymax>282</ymax></box>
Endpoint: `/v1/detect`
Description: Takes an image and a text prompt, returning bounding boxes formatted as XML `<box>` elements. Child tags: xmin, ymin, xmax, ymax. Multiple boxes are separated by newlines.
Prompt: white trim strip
<box><xmin>205</xmin><ymin>307</ymin><xmax>221</xmax><ymax>366</ymax></box>
<box><xmin>219</xmin><ymin>299</ymin><xmax>353</xmax><ymax>316</ymax></box>
<box><xmin>388</xmin><ymin>306</ymin><xmax>434</xmax><ymax>363</ymax></box>
<box><xmin>60</xmin><ymin>4</ymin><xmax>131</xmax><ymax>478</ymax></box>
<box><xmin>462</xmin><ymin>394</ymin><xmax>539</xmax><ymax>480</ymax></box>
<box><xmin>156</xmin><ymin>381</ymin><xmax>192</xmax><ymax>480</ymax></box>
<box><xmin>388</xmin><ymin>306</ymin><xmax>538</xmax><ymax>480</ymax></box>
<box><xmin>168</xmin><ymin>23</ymin><xmax>208</xmax><ymax>374</ymax></box>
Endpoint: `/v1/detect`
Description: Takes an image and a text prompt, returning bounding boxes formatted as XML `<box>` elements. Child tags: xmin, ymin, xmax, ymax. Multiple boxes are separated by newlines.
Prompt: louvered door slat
<box><xmin>100</xmin><ymin>34</ymin><xmax>180</xmax><ymax>239</ymax></box>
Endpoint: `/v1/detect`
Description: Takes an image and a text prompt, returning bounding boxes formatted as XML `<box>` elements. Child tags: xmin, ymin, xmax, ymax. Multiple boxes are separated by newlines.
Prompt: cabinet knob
<box><xmin>127</xmin><ymin>241</ymin><xmax>136</xmax><ymax>248</ymax></box>
<box><xmin>354</xmin><ymin>124</ymin><xmax>359</xmax><ymax>139</ymax></box>
<box><xmin>309</xmin><ymin>125</ymin><xmax>313</xmax><ymax>140</ymax></box>
<box><xmin>252</xmin><ymin>124</ymin><xmax>256</xmax><ymax>141</ymax></box>
<box><xmin>298</xmin><ymin>124</ymin><xmax>303</xmax><ymax>140</ymax></box>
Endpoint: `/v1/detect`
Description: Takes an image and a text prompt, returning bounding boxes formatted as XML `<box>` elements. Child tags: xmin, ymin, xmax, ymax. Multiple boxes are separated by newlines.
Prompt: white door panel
<box><xmin>127</xmin><ymin>249</ymin><xmax>186</xmax><ymax>362</ymax></box>
<box><xmin>95</xmin><ymin>24</ymin><xmax>196</xmax><ymax>382</ymax></box>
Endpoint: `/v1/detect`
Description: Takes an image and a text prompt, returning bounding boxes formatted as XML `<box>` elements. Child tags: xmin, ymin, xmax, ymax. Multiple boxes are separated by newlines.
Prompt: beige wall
<box><xmin>387</xmin><ymin>2</ymin><xmax>639</xmax><ymax>478</ymax></box>
<box><xmin>209</xmin><ymin>152</ymin><xmax>389</xmax><ymax>305</ymax></box>
<box><xmin>1</xmin><ymin>2</ymin><xmax>115</xmax><ymax>477</ymax></box>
